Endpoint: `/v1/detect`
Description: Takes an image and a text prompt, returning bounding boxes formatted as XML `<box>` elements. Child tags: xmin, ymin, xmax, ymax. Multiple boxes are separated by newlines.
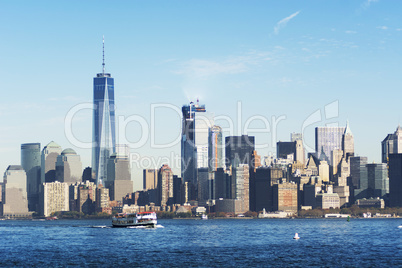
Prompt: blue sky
<box><xmin>1</xmin><ymin>0</ymin><xmax>402</xmax><ymax>189</ymax></box>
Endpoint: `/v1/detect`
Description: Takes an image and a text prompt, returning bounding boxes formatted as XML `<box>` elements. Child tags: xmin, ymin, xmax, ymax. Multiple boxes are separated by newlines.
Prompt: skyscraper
<box><xmin>41</xmin><ymin>141</ymin><xmax>62</xmax><ymax>183</ymax></box>
<box><xmin>208</xmin><ymin>125</ymin><xmax>223</xmax><ymax>172</ymax></box>
<box><xmin>315</xmin><ymin>126</ymin><xmax>345</xmax><ymax>165</ymax></box>
<box><xmin>181</xmin><ymin>100</ymin><xmax>214</xmax><ymax>200</ymax></box>
<box><xmin>106</xmin><ymin>144</ymin><xmax>132</xmax><ymax>202</ymax></box>
<box><xmin>342</xmin><ymin>121</ymin><xmax>354</xmax><ymax>159</ymax></box>
<box><xmin>381</xmin><ymin>126</ymin><xmax>402</xmax><ymax>163</ymax></box>
<box><xmin>55</xmin><ymin>148</ymin><xmax>83</xmax><ymax>185</ymax></box>
<box><xmin>21</xmin><ymin>143</ymin><xmax>41</xmax><ymax>212</ymax></box>
<box><xmin>158</xmin><ymin>164</ymin><xmax>174</xmax><ymax>207</ymax></box>
<box><xmin>143</xmin><ymin>169</ymin><xmax>158</xmax><ymax>190</ymax></box>
<box><xmin>225</xmin><ymin>135</ymin><xmax>255</xmax><ymax>168</ymax></box>
<box><xmin>1</xmin><ymin>165</ymin><xmax>30</xmax><ymax>218</ymax></box>
<box><xmin>92</xmin><ymin>38</ymin><xmax>116</xmax><ymax>185</ymax></box>
<box><xmin>387</xmin><ymin>154</ymin><xmax>402</xmax><ymax>207</ymax></box>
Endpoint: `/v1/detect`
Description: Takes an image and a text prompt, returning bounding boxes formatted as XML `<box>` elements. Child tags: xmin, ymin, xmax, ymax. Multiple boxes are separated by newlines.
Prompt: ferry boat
<box><xmin>112</xmin><ymin>212</ymin><xmax>157</xmax><ymax>228</ymax></box>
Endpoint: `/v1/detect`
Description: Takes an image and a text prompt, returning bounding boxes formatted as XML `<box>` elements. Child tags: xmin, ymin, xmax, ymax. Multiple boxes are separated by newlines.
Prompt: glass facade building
<box><xmin>21</xmin><ymin>143</ymin><xmax>41</xmax><ymax>211</ymax></box>
<box><xmin>92</xmin><ymin>72</ymin><xmax>116</xmax><ymax>185</ymax></box>
<box><xmin>208</xmin><ymin>125</ymin><xmax>223</xmax><ymax>172</ymax></box>
<box><xmin>181</xmin><ymin>102</ymin><xmax>214</xmax><ymax>200</ymax></box>
<box><xmin>315</xmin><ymin>127</ymin><xmax>345</xmax><ymax>166</ymax></box>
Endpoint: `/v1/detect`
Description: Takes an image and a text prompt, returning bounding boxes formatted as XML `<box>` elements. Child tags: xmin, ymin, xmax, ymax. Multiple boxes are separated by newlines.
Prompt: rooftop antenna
<box><xmin>102</xmin><ymin>35</ymin><xmax>105</xmax><ymax>75</ymax></box>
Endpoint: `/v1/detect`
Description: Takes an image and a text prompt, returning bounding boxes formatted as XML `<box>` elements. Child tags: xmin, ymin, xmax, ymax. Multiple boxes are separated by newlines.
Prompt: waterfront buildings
<box><xmin>41</xmin><ymin>141</ymin><xmax>62</xmax><ymax>183</ymax></box>
<box><xmin>92</xmin><ymin>42</ymin><xmax>116</xmax><ymax>185</ymax></box>
<box><xmin>316</xmin><ymin>193</ymin><xmax>340</xmax><ymax>209</ymax></box>
<box><xmin>272</xmin><ymin>182</ymin><xmax>298</xmax><ymax>213</ymax></box>
<box><xmin>355</xmin><ymin>198</ymin><xmax>385</xmax><ymax>209</ymax></box>
<box><xmin>40</xmin><ymin>181</ymin><xmax>69</xmax><ymax>217</ymax></box>
<box><xmin>1</xmin><ymin>166</ymin><xmax>30</xmax><ymax>218</ymax></box>
<box><xmin>55</xmin><ymin>148</ymin><xmax>82</xmax><ymax>185</ymax></box>
<box><xmin>21</xmin><ymin>143</ymin><xmax>41</xmax><ymax>212</ymax></box>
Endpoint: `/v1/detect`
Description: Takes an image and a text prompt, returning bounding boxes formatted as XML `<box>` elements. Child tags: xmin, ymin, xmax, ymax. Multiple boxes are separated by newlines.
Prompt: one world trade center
<box><xmin>92</xmin><ymin>38</ymin><xmax>116</xmax><ymax>185</ymax></box>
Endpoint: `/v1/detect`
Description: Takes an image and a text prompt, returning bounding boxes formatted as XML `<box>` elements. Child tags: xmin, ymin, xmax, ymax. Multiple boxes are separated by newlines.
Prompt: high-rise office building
<box><xmin>197</xmin><ymin>167</ymin><xmax>210</xmax><ymax>204</ymax></box>
<box><xmin>92</xmin><ymin>39</ymin><xmax>116</xmax><ymax>185</ymax></box>
<box><xmin>272</xmin><ymin>182</ymin><xmax>298</xmax><ymax>213</ymax></box>
<box><xmin>315</xmin><ymin>126</ymin><xmax>345</xmax><ymax>165</ymax></box>
<box><xmin>387</xmin><ymin>154</ymin><xmax>402</xmax><ymax>207</ymax></box>
<box><xmin>143</xmin><ymin>169</ymin><xmax>158</xmax><ymax>190</ymax></box>
<box><xmin>342</xmin><ymin>121</ymin><xmax>354</xmax><ymax>159</ymax></box>
<box><xmin>381</xmin><ymin>126</ymin><xmax>402</xmax><ymax>163</ymax></box>
<box><xmin>366</xmin><ymin>163</ymin><xmax>388</xmax><ymax>198</ymax></box>
<box><xmin>349</xmin><ymin>156</ymin><xmax>368</xmax><ymax>189</ymax></box>
<box><xmin>181</xmin><ymin>101</ymin><xmax>214</xmax><ymax>200</ymax></box>
<box><xmin>21</xmin><ymin>143</ymin><xmax>41</xmax><ymax>212</ymax></box>
<box><xmin>96</xmin><ymin>184</ymin><xmax>111</xmax><ymax>214</ymax></box>
<box><xmin>41</xmin><ymin>141</ymin><xmax>62</xmax><ymax>183</ymax></box>
<box><xmin>214</xmin><ymin>168</ymin><xmax>230</xmax><ymax>200</ymax></box>
<box><xmin>158</xmin><ymin>164</ymin><xmax>174</xmax><ymax>207</ymax></box>
<box><xmin>231</xmin><ymin>164</ymin><xmax>250</xmax><ymax>212</ymax></box>
<box><xmin>381</xmin><ymin>134</ymin><xmax>394</xmax><ymax>163</ymax></box>
<box><xmin>208</xmin><ymin>125</ymin><xmax>223</xmax><ymax>172</ymax></box>
<box><xmin>40</xmin><ymin>181</ymin><xmax>69</xmax><ymax>217</ymax></box>
<box><xmin>393</xmin><ymin>126</ymin><xmax>402</xmax><ymax>154</ymax></box>
<box><xmin>276</xmin><ymin>141</ymin><xmax>295</xmax><ymax>159</ymax></box>
<box><xmin>1</xmin><ymin>165</ymin><xmax>30</xmax><ymax>218</ymax></box>
<box><xmin>106</xmin><ymin>145</ymin><xmax>132</xmax><ymax>202</ymax></box>
<box><xmin>55</xmin><ymin>148</ymin><xmax>82</xmax><ymax>185</ymax></box>
<box><xmin>354</xmin><ymin>161</ymin><xmax>388</xmax><ymax>201</ymax></box>
<box><xmin>225</xmin><ymin>135</ymin><xmax>255</xmax><ymax>168</ymax></box>
<box><xmin>294</xmin><ymin>140</ymin><xmax>305</xmax><ymax>165</ymax></box>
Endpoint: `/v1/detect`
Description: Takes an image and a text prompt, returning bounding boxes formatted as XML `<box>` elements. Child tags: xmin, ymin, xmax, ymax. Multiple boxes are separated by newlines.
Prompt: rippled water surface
<box><xmin>0</xmin><ymin>218</ymin><xmax>401</xmax><ymax>267</ymax></box>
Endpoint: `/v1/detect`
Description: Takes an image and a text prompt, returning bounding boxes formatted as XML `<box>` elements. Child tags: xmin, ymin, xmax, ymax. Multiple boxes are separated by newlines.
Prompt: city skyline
<box><xmin>2</xmin><ymin>1</ymin><xmax>402</xmax><ymax>190</ymax></box>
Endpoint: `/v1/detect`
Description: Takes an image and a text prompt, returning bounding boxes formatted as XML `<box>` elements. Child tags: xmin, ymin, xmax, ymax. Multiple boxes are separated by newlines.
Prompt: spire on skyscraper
<box><xmin>102</xmin><ymin>35</ymin><xmax>105</xmax><ymax>75</ymax></box>
<box><xmin>344</xmin><ymin>120</ymin><xmax>353</xmax><ymax>136</ymax></box>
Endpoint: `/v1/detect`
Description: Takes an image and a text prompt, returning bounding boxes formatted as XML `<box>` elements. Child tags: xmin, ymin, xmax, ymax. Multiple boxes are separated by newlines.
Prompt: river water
<box><xmin>0</xmin><ymin>218</ymin><xmax>401</xmax><ymax>267</ymax></box>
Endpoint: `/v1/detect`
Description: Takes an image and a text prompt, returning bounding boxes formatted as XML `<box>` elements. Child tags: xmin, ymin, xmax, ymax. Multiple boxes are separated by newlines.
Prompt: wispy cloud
<box><xmin>361</xmin><ymin>0</ymin><xmax>379</xmax><ymax>10</ymax></box>
<box><xmin>377</xmin><ymin>26</ymin><xmax>388</xmax><ymax>30</ymax></box>
<box><xmin>175</xmin><ymin>59</ymin><xmax>246</xmax><ymax>78</ymax></box>
<box><xmin>274</xmin><ymin>11</ymin><xmax>300</xmax><ymax>35</ymax></box>
<box><xmin>174</xmin><ymin>52</ymin><xmax>272</xmax><ymax>78</ymax></box>
<box><xmin>345</xmin><ymin>30</ymin><xmax>357</xmax><ymax>34</ymax></box>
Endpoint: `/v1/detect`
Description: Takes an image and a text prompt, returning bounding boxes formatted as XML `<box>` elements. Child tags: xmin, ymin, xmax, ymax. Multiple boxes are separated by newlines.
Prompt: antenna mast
<box><xmin>102</xmin><ymin>35</ymin><xmax>105</xmax><ymax>74</ymax></box>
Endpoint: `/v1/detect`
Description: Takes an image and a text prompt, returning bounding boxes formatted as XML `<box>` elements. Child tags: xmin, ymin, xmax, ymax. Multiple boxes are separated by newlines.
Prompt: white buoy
<box><xmin>293</xmin><ymin>233</ymin><xmax>300</xmax><ymax>239</ymax></box>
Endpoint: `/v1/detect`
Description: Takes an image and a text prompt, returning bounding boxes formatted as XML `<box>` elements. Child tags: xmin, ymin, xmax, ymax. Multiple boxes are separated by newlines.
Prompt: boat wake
<box><xmin>91</xmin><ymin>225</ymin><xmax>111</xmax><ymax>229</ymax></box>
<box><xmin>126</xmin><ymin>224</ymin><xmax>164</xmax><ymax>229</ymax></box>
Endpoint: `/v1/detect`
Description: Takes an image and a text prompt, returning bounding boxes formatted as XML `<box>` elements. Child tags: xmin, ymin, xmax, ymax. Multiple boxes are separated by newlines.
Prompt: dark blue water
<box><xmin>0</xmin><ymin>218</ymin><xmax>401</xmax><ymax>267</ymax></box>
